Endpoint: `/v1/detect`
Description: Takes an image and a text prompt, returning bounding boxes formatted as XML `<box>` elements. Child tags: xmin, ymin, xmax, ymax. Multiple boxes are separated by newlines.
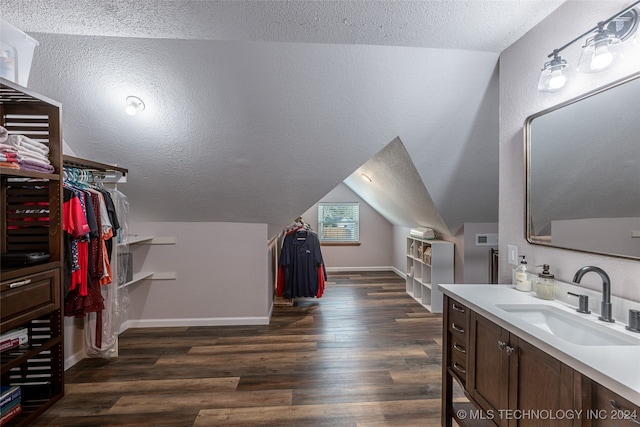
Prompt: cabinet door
<box><xmin>469</xmin><ymin>312</ymin><xmax>510</xmax><ymax>423</ymax></box>
<box><xmin>508</xmin><ymin>338</ymin><xmax>575</xmax><ymax>426</ymax></box>
<box><xmin>587</xmin><ymin>380</ymin><xmax>640</xmax><ymax>426</ymax></box>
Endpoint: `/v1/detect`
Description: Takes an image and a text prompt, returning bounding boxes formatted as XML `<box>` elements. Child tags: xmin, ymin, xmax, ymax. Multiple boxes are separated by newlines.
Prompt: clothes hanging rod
<box><xmin>63</xmin><ymin>154</ymin><xmax>128</xmax><ymax>175</ymax></box>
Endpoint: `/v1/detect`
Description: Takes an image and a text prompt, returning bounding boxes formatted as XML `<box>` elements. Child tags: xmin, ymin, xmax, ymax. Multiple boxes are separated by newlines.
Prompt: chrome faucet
<box><xmin>573</xmin><ymin>266</ymin><xmax>614</xmax><ymax>323</ymax></box>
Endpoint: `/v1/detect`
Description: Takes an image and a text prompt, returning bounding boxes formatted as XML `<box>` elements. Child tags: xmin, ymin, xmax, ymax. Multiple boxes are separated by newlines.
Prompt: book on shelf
<box><xmin>0</xmin><ymin>328</ymin><xmax>27</xmax><ymax>342</ymax></box>
<box><xmin>0</xmin><ymin>386</ymin><xmax>21</xmax><ymax>411</ymax></box>
<box><xmin>0</xmin><ymin>403</ymin><xmax>22</xmax><ymax>425</ymax></box>
<box><xmin>0</xmin><ymin>328</ymin><xmax>28</xmax><ymax>353</ymax></box>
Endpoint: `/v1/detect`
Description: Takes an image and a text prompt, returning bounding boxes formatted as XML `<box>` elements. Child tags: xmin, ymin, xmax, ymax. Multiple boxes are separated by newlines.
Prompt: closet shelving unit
<box><xmin>117</xmin><ymin>235</ymin><xmax>154</xmax><ymax>290</ymax></box>
<box><xmin>0</xmin><ymin>78</ymin><xmax>64</xmax><ymax>426</ymax></box>
<box><xmin>62</xmin><ymin>155</ymin><xmax>140</xmax><ymax>291</ymax></box>
<box><xmin>405</xmin><ymin>237</ymin><xmax>454</xmax><ymax>313</ymax></box>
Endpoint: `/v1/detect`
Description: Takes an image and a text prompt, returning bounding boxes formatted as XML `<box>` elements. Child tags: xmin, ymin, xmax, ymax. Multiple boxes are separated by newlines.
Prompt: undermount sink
<box><xmin>496</xmin><ymin>304</ymin><xmax>639</xmax><ymax>347</ymax></box>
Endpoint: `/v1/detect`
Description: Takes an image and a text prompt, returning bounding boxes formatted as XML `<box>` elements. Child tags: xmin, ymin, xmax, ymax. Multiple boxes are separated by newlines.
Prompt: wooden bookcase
<box><xmin>0</xmin><ymin>77</ymin><xmax>64</xmax><ymax>426</ymax></box>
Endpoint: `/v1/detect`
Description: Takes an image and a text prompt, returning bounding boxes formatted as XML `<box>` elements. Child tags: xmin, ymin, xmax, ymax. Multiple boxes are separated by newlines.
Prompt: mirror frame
<box><xmin>525</xmin><ymin>71</ymin><xmax>640</xmax><ymax>260</ymax></box>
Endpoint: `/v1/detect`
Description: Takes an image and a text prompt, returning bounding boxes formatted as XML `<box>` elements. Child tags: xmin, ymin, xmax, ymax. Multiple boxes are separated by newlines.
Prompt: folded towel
<box><xmin>20</xmin><ymin>157</ymin><xmax>53</xmax><ymax>169</ymax></box>
<box><xmin>0</xmin><ymin>143</ymin><xmax>18</xmax><ymax>153</ymax></box>
<box><xmin>19</xmin><ymin>159</ymin><xmax>55</xmax><ymax>173</ymax></box>
<box><xmin>17</xmin><ymin>146</ymin><xmax>49</xmax><ymax>163</ymax></box>
<box><xmin>0</xmin><ymin>126</ymin><xmax>8</xmax><ymax>143</ymax></box>
<box><xmin>0</xmin><ymin>161</ymin><xmax>20</xmax><ymax>169</ymax></box>
<box><xmin>0</xmin><ymin>154</ymin><xmax>20</xmax><ymax>162</ymax></box>
<box><xmin>7</xmin><ymin>134</ymin><xmax>50</xmax><ymax>156</ymax></box>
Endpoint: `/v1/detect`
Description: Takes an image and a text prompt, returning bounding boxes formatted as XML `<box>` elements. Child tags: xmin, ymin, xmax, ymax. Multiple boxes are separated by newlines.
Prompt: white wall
<box><xmin>392</xmin><ymin>225</ymin><xmax>412</xmax><ymax>275</ymax></box>
<box><xmin>124</xmin><ymin>221</ymin><xmax>271</xmax><ymax>327</ymax></box>
<box><xmin>500</xmin><ymin>1</ymin><xmax>640</xmax><ymax>302</ymax></box>
<box><xmin>462</xmin><ymin>222</ymin><xmax>498</xmax><ymax>284</ymax></box>
<box><xmin>300</xmin><ymin>183</ymin><xmax>394</xmax><ymax>270</ymax></box>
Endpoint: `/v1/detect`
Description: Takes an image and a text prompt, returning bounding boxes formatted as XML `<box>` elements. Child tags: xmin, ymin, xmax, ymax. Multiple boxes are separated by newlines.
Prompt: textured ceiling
<box><xmin>3</xmin><ymin>1</ymin><xmax>565</xmax><ymax>51</ymax></box>
<box><xmin>344</xmin><ymin>137</ymin><xmax>449</xmax><ymax>233</ymax></box>
<box><xmin>1</xmin><ymin>0</ymin><xmax>566</xmax><ymax>236</ymax></box>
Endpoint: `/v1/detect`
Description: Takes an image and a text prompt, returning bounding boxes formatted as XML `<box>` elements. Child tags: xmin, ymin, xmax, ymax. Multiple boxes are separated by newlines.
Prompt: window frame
<box><xmin>317</xmin><ymin>202</ymin><xmax>360</xmax><ymax>244</ymax></box>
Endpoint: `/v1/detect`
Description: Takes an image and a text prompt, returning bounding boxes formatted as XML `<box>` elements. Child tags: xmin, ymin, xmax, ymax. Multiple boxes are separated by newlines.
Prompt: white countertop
<box><xmin>437</xmin><ymin>283</ymin><xmax>640</xmax><ymax>406</ymax></box>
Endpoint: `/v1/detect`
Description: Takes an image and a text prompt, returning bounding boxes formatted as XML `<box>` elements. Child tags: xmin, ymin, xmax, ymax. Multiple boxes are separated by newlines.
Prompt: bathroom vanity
<box><xmin>439</xmin><ymin>284</ymin><xmax>640</xmax><ymax>427</ymax></box>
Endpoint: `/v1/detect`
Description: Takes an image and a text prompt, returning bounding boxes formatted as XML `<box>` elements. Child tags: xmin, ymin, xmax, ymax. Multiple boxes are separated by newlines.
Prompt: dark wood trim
<box><xmin>63</xmin><ymin>155</ymin><xmax>128</xmax><ymax>175</ymax></box>
<box><xmin>320</xmin><ymin>242</ymin><xmax>361</xmax><ymax>246</ymax></box>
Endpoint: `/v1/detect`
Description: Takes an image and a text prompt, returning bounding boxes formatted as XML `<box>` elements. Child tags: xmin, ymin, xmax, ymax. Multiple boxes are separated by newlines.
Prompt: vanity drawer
<box><xmin>449</xmin><ymin>317</ymin><xmax>468</xmax><ymax>337</ymax></box>
<box><xmin>450</xmin><ymin>350</ymin><xmax>467</xmax><ymax>385</ymax></box>
<box><xmin>1</xmin><ymin>268</ymin><xmax>61</xmax><ymax>332</ymax></box>
<box><xmin>448</xmin><ymin>298</ymin><xmax>469</xmax><ymax>325</ymax></box>
<box><xmin>589</xmin><ymin>381</ymin><xmax>640</xmax><ymax>426</ymax></box>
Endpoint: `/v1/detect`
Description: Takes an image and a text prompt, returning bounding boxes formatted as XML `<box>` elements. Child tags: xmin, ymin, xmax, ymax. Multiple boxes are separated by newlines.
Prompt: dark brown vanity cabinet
<box><xmin>583</xmin><ymin>380</ymin><xmax>640</xmax><ymax>426</ymax></box>
<box><xmin>443</xmin><ymin>295</ymin><xmax>576</xmax><ymax>427</ymax></box>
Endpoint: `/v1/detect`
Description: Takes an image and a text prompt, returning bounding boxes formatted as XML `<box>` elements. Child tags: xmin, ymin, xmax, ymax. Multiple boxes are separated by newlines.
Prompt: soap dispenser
<box><xmin>535</xmin><ymin>264</ymin><xmax>555</xmax><ymax>300</ymax></box>
<box><xmin>514</xmin><ymin>256</ymin><xmax>531</xmax><ymax>292</ymax></box>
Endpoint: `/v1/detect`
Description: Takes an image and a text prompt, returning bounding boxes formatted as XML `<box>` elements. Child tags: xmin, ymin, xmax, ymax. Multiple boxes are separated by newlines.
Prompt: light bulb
<box><xmin>125</xmin><ymin>96</ymin><xmax>145</xmax><ymax>116</ymax></box>
<box><xmin>125</xmin><ymin>104</ymin><xmax>138</xmax><ymax>115</ymax></box>
<box><xmin>548</xmin><ymin>70</ymin><xmax>567</xmax><ymax>90</ymax></box>
<box><xmin>537</xmin><ymin>54</ymin><xmax>568</xmax><ymax>92</ymax></box>
<box><xmin>591</xmin><ymin>44</ymin><xmax>614</xmax><ymax>70</ymax></box>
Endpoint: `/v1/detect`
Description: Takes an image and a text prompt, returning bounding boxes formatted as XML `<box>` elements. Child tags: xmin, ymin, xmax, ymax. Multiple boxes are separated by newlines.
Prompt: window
<box><xmin>318</xmin><ymin>202</ymin><xmax>359</xmax><ymax>243</ymax></box>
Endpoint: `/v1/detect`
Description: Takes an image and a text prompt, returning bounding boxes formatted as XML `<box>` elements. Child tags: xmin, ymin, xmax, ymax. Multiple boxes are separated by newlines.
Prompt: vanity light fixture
<box><xmin>361</xmin><ymin>173</ymin><xmax>372</xmax><ymax>183</ymax></box>
<box><xmin>537</xmin><ymin>51</ymin><xmax>569</xmax><ymax>92</ymax></box>
<box><xmin>125</xmin><ymin>96</ymin><xmax>145</xmax><ymax>116</ymax></box>
<box><xmin>537</xmin><ymin>2</ymin><xmax>639</xmax><ymax>92</ymax></box>
<box><xmin>577</xmin><ymin>24</ymin><xmax>624</xmax><ymax>73</ymax></box>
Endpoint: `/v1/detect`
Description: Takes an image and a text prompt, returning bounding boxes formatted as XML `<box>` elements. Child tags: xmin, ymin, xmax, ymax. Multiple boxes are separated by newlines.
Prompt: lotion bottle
<box><xmin>514</xmin><ymin>256</ymin><xmax>531</xmax><ymax>292</ymax></box>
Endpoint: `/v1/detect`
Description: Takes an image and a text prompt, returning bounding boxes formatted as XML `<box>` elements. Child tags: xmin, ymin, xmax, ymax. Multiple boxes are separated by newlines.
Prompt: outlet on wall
<box><xmin>507</xmin><ymin>245</ymin><xmax>518</xmax><ymax>266</ymax></box>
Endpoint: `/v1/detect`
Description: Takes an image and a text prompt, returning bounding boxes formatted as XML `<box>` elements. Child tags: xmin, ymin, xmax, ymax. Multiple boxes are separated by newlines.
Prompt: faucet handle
<box><xmin>568</xmin><ymin>292</ymin><xmax>591</xmax><ymax>314</ymax></box>
<box><xmin>626</xmin><ymin>309</ymin><xmax>640</xmax><ymax>333</ymax></box>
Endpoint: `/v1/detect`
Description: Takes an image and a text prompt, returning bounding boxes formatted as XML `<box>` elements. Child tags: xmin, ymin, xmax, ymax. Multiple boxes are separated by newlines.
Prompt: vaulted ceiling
<box><xmin>2</xmin><ymin>0</ymin><xmax>566</xmax><ymax>236</ymax></box>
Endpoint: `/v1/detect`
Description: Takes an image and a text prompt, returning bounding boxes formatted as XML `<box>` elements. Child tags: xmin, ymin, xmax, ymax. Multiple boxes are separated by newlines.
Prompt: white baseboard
<box><xmin>391</xmin><ymin>266</ymin><xmax>405</xmax><ymax>278</ymax></box>
<box><xmin>65</xmin><ymin>349</ymin><xmax>86</xmax><ymax>370</ymax></box>
<box><xmin>120</xmin><ymin>316</ymin><xmax>270</xmax><ymax>330</ymax></box>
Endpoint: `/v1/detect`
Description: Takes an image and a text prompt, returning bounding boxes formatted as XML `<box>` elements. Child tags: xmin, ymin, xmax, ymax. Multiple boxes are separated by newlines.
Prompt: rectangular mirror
<box><xmin>526</xmin><ymin>72</ymin><xmax>640</xmax><ymax>260</ymax></box>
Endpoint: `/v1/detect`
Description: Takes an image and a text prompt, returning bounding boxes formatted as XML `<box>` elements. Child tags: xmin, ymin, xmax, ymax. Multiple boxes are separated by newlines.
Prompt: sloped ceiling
<box><xmin>344</xmin><ymin>137</ymin><xmax>449</xmax><ymax>234</ymax></box>
<box><xmin>2</xmin><ymin>0</ymin><xmax>565</xmax><ymax>236</ymax></box>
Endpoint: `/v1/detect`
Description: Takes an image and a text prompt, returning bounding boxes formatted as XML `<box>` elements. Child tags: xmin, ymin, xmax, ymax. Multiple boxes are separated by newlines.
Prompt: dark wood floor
<box><xmin>33</xmin><ymin>271</ymin><xmax>446</xmax><ymax>427</ymax></box>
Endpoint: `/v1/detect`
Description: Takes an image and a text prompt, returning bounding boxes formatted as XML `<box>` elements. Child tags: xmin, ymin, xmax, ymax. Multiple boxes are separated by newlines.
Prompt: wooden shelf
<box><xmin>1</xmin><ymin>78</ymin><xmax>65</xmax><ymax>427</ymax></box>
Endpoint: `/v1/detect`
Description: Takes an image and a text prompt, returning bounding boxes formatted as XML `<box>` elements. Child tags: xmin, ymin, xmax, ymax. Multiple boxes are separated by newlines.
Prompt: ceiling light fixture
<box><xmin>361</xmin><ymin>173</ymin><xmax>372</xmax><ymax>183</ymax></box>
<box><xmin>537</xmin><ymin>3</ymin><xmax>639</xmax><ymax>92</ymax></box>
<box><xmin>125</xmin><ymin>96</ymin><xmax>145</xmax><ymax>115</ymax></box>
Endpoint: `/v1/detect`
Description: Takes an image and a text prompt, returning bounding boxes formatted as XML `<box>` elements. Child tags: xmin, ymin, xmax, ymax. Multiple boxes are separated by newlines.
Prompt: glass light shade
<box><xmin>577</xmin><ymin>31</ymin><xmax>624</xmax><ymax>73</ymax></box>
<box><xmin>537</xmin><ymin>56</ymin><xmax>568</xmax><ymax>92</ymax></box>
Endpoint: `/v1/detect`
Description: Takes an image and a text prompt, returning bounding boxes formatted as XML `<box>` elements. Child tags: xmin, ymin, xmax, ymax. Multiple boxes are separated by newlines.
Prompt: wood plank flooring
<box><xmin>32</xmin><ymin>271</ymin><xmax>447</xmax><ymax>427</ymax></box>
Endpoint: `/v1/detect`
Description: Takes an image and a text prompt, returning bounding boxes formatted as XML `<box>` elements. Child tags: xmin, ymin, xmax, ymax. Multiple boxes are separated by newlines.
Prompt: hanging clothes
<box><xmin>62</xmin><ymin>168</ymin><xmax>120</xmax><ymax>318</ymax></box>
<box><xmin>277</xmin><ymin>224</ymin><xmax>326</xmax><ymax>299</ymax></box>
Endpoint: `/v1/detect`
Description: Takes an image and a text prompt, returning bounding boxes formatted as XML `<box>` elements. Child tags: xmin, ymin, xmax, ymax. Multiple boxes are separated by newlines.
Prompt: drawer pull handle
<box><xmin>453</xmin><ymin>343</ymin><xmax>466</xmax><ymax>354</ymax></box>
<box><xmin>9</xmin><ymin>279</ymin><xmax>32</xmax><ymax>289</ymax></box>
<box><xmin>453</xmin><ymin>362</ymin><xmax>466</xmax><ymax>374</ymax></box>
<box><xmin>452</xmin><ymin>303</ymin><xmax>465</xmax><ymax>313</ymax></box>
<box><xmin>498</xmin><ymin>340</ymin><xmax>507</xmax><ymax>350</ymax></box>
<box><xmin>610</xmin><ymin>400</ymin><xmax>640</xmax><ymax>424</ymax></box>
<box><xmin>451</xmin><ymin>323</ymin><xmax>465</xmax><ymax>334</ymax></box>
<box><xmin>506</xmin><ymin>346</ymin><xmax>516</xmax><ymax>356</ymax></box>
